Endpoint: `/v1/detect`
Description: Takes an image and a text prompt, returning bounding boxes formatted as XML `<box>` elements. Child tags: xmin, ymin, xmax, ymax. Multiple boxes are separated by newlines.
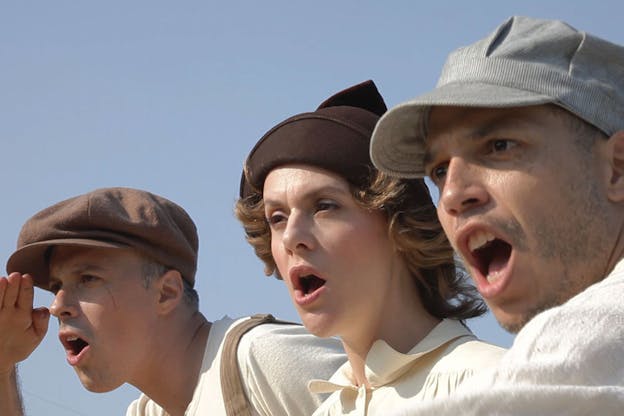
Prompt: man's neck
<box><xmin>134</xmin><ymin>312</ymin><xmax>212</xmax><ymax>416</ymax></box>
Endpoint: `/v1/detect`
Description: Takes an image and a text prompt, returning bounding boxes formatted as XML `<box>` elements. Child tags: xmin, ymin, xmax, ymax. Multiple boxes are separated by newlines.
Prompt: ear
<box><xmin>605</xmin><ymin>130</ymin><xmax>624</xmax><ymax>203</ymax></box>
<box><xmin>154</xmin><ymin>269</ymin><xmax>184</xmax><ymax>315</ymax></box>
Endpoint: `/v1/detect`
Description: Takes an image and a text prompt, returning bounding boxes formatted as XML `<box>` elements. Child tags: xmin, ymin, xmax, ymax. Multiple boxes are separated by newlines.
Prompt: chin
<box><xmin>78</xmin><ymin>375</ymin><xmax>122</xmax><ymax>393</ymax></box>
<box><xmin>498</xmin><ymin>318</ymin><xmax>525</xmax><ymax>334</ymax></box>
<box><xmin>497</xmin><ymin>295</ymin><xmax>566</xmax><ymax>334</ymax></box>
<box><xmin>494</xmin><ymin>307</ymin><xmax>542</xmax><ymax>334</ymax></box>
<box><xmin>81</xmin><ymin>383</ymin><xmax>114</xmax><ymax>393</ymax></box>
<box><xmin>300</xmin><ymin>312</ymin><xmax>336</xmax><ymax>338</ymax></box>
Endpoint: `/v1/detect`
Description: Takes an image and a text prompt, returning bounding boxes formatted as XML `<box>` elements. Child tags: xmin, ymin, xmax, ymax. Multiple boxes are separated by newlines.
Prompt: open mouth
<box><xmin>60</xmin><ymin>335</ymin><xmax>89</xmax><ymax>364</ymax></box>
<box><xmin>59</xmin><ymin>333</ymin><xmax>91</xmax><ymax>366</ymax></box>
<box><xmin>299</xmin><ymin>274</ymin><xmax>326</xmax><ymax>295</ymax></box>
<box><xmin>66</xmin><ymin>336</ymin><xmax>89</xmax><ymax>356</ymax></box>
<box><xmin>468</xmin><ymin>231</ymin><xmax>512</xmax><ymax>284</ymax></box>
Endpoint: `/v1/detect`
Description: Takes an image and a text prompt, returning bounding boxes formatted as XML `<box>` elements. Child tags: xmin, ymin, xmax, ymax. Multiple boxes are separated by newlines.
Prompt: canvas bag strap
<box><xmin>220</xmin><ymin>313</ymin><xmax>298</xmax><ymax>416</ymax></box>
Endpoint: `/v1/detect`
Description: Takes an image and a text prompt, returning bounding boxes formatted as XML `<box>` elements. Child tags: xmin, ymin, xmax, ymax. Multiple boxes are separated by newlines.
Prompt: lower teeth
<box><xmin>486</xmin><ymin>271</ymin><xmax>501</xmax><ymax>284</ymax></box>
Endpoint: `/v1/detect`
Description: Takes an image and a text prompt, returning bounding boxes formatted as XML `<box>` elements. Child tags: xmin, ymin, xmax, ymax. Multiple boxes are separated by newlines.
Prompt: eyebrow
<box><xmin>423</xmin><ymin>113</ymin><xmax>534</xmax><ymax>166</ymax></box>
<box><xmin>49</xmin><ymin>263</ymin><xmax>108</xmax><ymax>282</ymax></box>
<box><xmin>263</xmin><ymin>184</ymin><xmax>349</xmax><ymax>209</ymax></box>
<box><xmin>467</xmin><ymin>116</ymin><xmax>532</xmax><ymax>140</ymax></box>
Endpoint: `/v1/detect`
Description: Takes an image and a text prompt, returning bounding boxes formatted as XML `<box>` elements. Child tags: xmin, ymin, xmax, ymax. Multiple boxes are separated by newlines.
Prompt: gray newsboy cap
<box><xmin>370</xmin><ymin>15</ymin><xmax>624</xmax><ymax>178</ymax></box>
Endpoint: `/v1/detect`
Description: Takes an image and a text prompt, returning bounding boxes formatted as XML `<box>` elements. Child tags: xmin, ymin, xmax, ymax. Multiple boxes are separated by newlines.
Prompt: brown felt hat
<box><xmin>6</xmin><ymin>187</ymin><xmax>199</xmax><ymax>290</ymax></box>
<box><xmin>240</xmin><ymin>80</ymin><xmax>389</xmax><ymax>197</ymax></box>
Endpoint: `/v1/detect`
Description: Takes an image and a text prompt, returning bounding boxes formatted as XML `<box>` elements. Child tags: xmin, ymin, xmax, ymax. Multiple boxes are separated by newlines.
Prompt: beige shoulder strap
<box><xmin>220</xmin><ymin>314</ymin><xmax>298</xmax><ymax>416</ymax></box>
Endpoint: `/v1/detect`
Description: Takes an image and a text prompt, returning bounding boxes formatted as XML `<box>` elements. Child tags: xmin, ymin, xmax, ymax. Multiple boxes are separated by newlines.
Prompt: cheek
<box><xmin>110</xmin><ymin>297</ymin><xmax>155</xmax><ymax>341</ymax></box>
<box><xmin>500</xmin><ymin>171</ymin><xmax>555</xmax><ymax>225</ymax></box>
<box><xmin>79</xmin><ymin>301</ymin><xmax>114</xmax><ymax>340</ymax></box>
<box><xmin>270</xmin><ymin>237</ymin><xmax>289</xmax><ymax>278</ymax></box>
<box><xmin>436</xmin><ymin>205</ymin><xmax>456</xmax><ymax>245</ymax></box>
<box><xmin>335</xmin><ymin>225</ymin><xmax>389</xmax><ymax>268</ymax></box>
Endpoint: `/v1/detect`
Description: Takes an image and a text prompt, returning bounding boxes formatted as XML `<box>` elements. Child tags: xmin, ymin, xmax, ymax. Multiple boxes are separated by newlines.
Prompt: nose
<box><xmin>281</xmin><ymin>211</ymin><xmax>315</xmax><ymax>254</ymax></box>
<box><xmin>49</xmin><ymin>289</ymin><xmax>79</xmax><ymax>321</ymax></box>
<box><xmin>438</xmin><ymin>157</ymin><xmax>489</xmax><ymax>217</ymax></box>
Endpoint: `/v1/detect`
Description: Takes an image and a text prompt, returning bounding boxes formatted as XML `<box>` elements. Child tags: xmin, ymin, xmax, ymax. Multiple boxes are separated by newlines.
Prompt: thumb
<box><xmin>31</xmin><ymin>307</ymin><xmax>50</xmax><ymax>339</ymax></box>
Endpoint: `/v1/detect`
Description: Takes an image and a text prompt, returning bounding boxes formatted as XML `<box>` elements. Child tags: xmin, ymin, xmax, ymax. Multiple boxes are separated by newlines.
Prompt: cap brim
<box><xmin>370</xmin><ymin>82</ymin><xmax>554</xmax><ymax>178</ymax></box>
<box><xmin>6</xmin><ymin>239</ymin><xmax>127</xmax><ymax>290</ymax></box>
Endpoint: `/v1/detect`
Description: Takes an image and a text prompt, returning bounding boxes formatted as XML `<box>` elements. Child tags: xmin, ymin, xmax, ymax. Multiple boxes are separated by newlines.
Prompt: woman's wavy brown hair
<box><xmin>235</xmin><ymin>170</ymin><xmax>486</xmax><ymax>321</ymax></box>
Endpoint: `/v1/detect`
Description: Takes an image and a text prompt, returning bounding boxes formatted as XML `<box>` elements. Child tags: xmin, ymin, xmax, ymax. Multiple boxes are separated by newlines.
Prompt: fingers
<box><xmin>0</xmin><ymin>276</ymin><xmax>48</xmax><ymax>370</ymax></box>
<box><xmin>16</xmin><ymin>274</ymin><xmax>34</xmax><ymax>311</ymax></box>
<box><xmin>0</xmin><ymin>273</ymin><xmax>47</xmax><ymax>336</ymax></box>
<box><xmin>0</xmin><ymin>273</ymin><xmax>34</xmax><ymax>310</ymax></box>
<box><xmin>1</xmin><ymin>273</ymin><xmax>21</xmax><ymax>309</ymax></box>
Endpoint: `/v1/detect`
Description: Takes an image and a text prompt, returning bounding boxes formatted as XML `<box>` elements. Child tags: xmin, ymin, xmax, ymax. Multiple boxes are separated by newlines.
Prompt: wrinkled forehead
<box><xmin>422</xmin><ymin>105</ymin><xmax>564</xmax><ymax>168</ymax></box>
<box><xmin>49</xmin><ymin>245</ymin><xmax>109</xmax><ymax>265</ymax></box>
<box><xmin>427</xmin><ymin>104</ymin><xmax>559</xmax><ymax>139</ymax></box>
<box><xmin>47</xmin><ymin>245</ymin><xmax>144</xmax><ymax>276</ymax></box>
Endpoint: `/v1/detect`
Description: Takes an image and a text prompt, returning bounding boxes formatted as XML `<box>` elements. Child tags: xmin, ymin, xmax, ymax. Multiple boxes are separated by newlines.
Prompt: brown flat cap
<box><xmin>6</xmin><ymin>187</ymin><xmax>199</xmax><ymax>290</ymax></box>
<box><xmin>240</xmin><ymin>80</ymin><xmax>388</xmax><ymax>197</ymax></box>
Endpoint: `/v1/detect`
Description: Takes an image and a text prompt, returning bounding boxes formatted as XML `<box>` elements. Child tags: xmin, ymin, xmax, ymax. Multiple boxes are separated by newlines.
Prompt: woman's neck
<box><xmin>341</xmin><ymin>341</ymin><xmax>371</xmax><ymax>388</ymax></box>
<box><xmin>339</xmin><ymin>266</ymin><xmax>442</xmax><ymax>388</ymax></box>
<box><xmin>340</xmin><ymin>312</ymin><xmax>440</xmax><ymax>389</ymax></box>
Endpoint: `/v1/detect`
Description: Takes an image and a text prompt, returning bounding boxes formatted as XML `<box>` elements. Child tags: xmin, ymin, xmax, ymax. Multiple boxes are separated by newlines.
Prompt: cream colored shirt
<box><xmin>126</xmin><ymin>316</ymin><xmax>346</xmax><ymax>416</ymax></box>
<box><xmin>309</xmin><ymin>319</ymin><xmax>506</xmax><ymax>415</ymax></box>
<box><xmin>392</xmin><ymin>259</ymin><xmax>624</xmax><ymax>416</ymax></box>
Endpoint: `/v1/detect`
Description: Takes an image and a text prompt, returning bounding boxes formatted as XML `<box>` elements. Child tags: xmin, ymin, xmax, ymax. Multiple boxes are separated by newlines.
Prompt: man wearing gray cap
<box><xmin>370</xmin><ymin>16</ymin><xmax>624</xmax><ymax>414</ymax></box>
<box><xmin>0</xmin><ymin>187</ymin><xmax>344</xmax><ymax>416</ymax></box>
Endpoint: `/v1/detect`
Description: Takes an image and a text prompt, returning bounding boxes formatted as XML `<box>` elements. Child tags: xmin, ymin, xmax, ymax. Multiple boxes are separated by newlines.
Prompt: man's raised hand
<box><xmin>0</xmin><ymin>273</ymin><xmax>50</xmax><ymax>374</ymax></box>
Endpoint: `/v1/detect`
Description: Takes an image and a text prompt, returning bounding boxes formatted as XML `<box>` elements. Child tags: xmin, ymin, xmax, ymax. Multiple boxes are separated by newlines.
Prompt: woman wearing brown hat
<box><xmin>235</xmin><ymin>80</ymin><xmax>505</xmax><ymax>415</ymax></box>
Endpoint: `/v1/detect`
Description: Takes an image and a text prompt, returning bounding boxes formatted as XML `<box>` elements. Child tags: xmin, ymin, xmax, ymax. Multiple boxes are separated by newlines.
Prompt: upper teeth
<box><xmin>67</xmin><ymin>336</ymin><xmax>78</xmax><ymax>342</ymax></box>
<box><xmin>468</xmin><ymin>231</ymin><xmax>495</xmax><ymax>252</ymax></box>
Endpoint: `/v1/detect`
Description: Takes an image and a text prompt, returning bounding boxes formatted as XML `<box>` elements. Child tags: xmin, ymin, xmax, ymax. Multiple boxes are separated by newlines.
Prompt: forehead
<box><xmin>49</xmin><ymin>246</ymin><xmax>144</xmax><ymax>275</ymax></box>
<box><xmin>263</xmin><ymin>164</ymin><xmax>350</xmax><ymax>197</ymax></box>
<box><xmin>429</xmin><ymin>105</ymin><xmax>556</xmax><ymax>137</ymax></box>
<box><xmin>423</xmin><ymin>105</ymin><xmax>560</xmax><ymax>157</ymax></box>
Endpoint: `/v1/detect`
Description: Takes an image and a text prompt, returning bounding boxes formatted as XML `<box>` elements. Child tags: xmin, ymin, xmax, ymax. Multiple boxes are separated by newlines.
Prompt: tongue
<box><xmin>488</xmin><ymin>254</ymin><xmax>507</xmax><ymax>275</ymax></box>
<box><xmin>305</xmin><ymin>277</ymin><xmax>325</xmax><ymax>294</ymax></box>
<box><xmin>486</xmin><ymin>243</ymin><xmax>510</xmax><ymax>281</ymax></box>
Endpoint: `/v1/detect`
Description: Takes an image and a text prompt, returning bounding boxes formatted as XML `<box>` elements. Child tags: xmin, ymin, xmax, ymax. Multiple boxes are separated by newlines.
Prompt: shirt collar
<box><xmin>309</xmin><ymin>319</ymin><xmax>474</xmax><ymax>392</ymax></box>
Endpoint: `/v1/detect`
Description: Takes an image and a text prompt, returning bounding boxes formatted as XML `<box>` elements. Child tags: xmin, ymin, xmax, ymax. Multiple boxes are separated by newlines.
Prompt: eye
<box><xmin>428</xmin><ymin>163</ymin><xmax>449</xmax><ymax>184</ymax></box>
<box><xmin>266</xmin><ymin>211</ymin><xmax>287</xmax><ymax>227</ymax></box>
<box><xmin>49</xmin><ymin>281</ymin><xmax>62</xmax><ymax>294</ymax></box>
<box><xmin>79</xmin><ymin>274</ymin><xmax>99</xmax><ymax>286</ymax></box>
<box><xmin>488</xmin><ymin>139</ymin><xmax>518</xmax><ymax>153</ymax></box>
<box><xmin>315</xmin><ymin>200</ymin><xmax>338</xmax><ymax>213</ymax></box>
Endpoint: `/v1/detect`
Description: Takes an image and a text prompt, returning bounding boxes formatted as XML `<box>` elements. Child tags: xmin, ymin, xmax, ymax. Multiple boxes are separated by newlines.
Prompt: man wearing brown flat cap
<box><xmin>0</xmin><ymin>187</ymin><xmax>344</xmax><ymax>416</ymax></box>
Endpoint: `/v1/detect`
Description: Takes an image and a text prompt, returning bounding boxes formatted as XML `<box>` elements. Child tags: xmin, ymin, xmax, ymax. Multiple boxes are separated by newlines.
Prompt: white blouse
<box><xmin>309</xmin><ymin>319</ymin><xmax>506</xmax><ymax>416</ymax></box>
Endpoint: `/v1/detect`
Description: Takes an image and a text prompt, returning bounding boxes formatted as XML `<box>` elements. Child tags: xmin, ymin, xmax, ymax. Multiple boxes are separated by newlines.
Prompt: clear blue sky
<box><xmin>2</xmin><ymin>1</ymin><xmax>621</xmax><ymax>415</ymax></box>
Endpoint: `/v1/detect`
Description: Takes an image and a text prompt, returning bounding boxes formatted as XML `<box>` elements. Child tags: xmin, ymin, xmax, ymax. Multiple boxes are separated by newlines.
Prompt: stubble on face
<box><xmin>500</xmin><ymin>127</ymin><xmax>611</xmax><ymax>333</ymax></box>
<box><xmin>431</xmin><ymin>105</ymin><xmax>614</xmax><ymax>334</ymax></box>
